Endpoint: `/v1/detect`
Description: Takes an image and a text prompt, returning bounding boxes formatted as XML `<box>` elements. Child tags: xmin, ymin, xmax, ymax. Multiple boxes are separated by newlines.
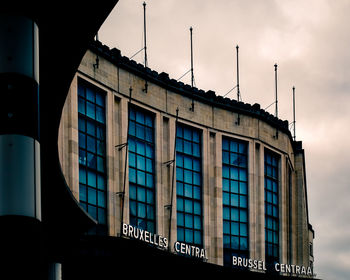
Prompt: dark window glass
<box><xmin>78</xmin><ymin>80</ymin><xmax>107</xmax><ymax>235</ymax></box>
<box><xmin>265</xmin><ymin>149</ymin><xmax>280</xmax><ymax>265</ymax></box>
<box><xmin>176</xmin><ymin>124</ymin><xmax>203</xmax><ymax>247</ymax></box>
<box><xmin>222</xmin><ymin>137</ymin><xmax>249</xmax><ymax>266</ymax></box>
<box><xmin>128</xmin><ymin>107</ymin><xmax>155</xmax><ymax>233</ymax></box>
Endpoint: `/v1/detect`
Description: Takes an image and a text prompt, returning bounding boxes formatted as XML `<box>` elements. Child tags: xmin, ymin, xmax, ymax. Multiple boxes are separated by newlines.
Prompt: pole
<box><xmin>293</xmin><ymin>86</ymin><xmax>296</xmax><ymax>141</ymax></box>
<box><xmin>274</xmin><ymin>64</ymin><xmax>278</xmax><ymax>118</ymax></box>
<box><xmin>190</xmin><ymin>27</ymin><xmax>194</xmax><ymax>88</ymax></box>
<box><xmin>168</xmin><ymin>108</ymin><xmax>179</xmax><ymax>249</ymax></box>
<box><xmin>143</xmin><ymin>2</ymin><xmax>148</xmax><ymax>68</ymax></box>
<box><xmin>236</xmin><ymin>45</ymin><xmax>240</xmax><ymax>102</ymax></box>
<box><xmin>120</xmin><ymin>87</ymin><xmax>132</xmax><ymax>234</ymax></box>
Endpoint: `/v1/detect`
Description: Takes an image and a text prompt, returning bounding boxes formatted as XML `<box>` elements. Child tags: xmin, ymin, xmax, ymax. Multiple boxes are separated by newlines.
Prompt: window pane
<box><xmin>185</xmin><ymin>214</ymin><xmax>193</xmax><ymax>228</ymax></box>
<box><xmin>96</xmin><ymin>106</ymin><xmax>105</xmax><ymax>123</ymax></box>
<box><xmin>137</xmin><ymin>187</ymin><xmax>146</xmax><ymax>202</ymax></box>
<box><xmin>184</xmin><ymin>199</ymin><xmax>193</xmax><ymax>213</ymax></box>
<box><xmin>87</xmin><ymin>171</ymin><xmax>96</xmax><ymax>187</ymax></box>
<box><xmin>98</xmin><ymin>191</ymin><xmax>106</xmax><ymax>207</ymax></box>
<box><xmin>177</xmin><ymin>213</ymin><xmax>184</xmax><ymax>227</ymax></box>
<box><xmin>86</xmin><ymin>101</ymin><xmax>95</xmax><ymax>119</ymax></box>
<box><xmin>88</xmin><ymin>187</ymin><xmax>96</xmax><ymax>205</ymax></box>
<box><xmin>137</xmin><ymin>170</ymin><xmax>146</xmax><ymax>186</ymax></box>
<box><xmin>79</xmin><ymin>184</ymin><xmax>86</xmax><ymax>202</ymax></box>
<box><xmin>138</xmin><ymin>203</ymin><xmax>146</xmax><ymax>219</ymax></box>
<box><xmin>130</xmin><ymin>185</ymin><xmax>136</xmax><ymax>200</ymax></box>
<box><xmin>184</xmin><ymin>184</ymin><xmax>192</xmax><ymax>198</ymax></box>
<box><xmin>79</xmin><ymin>133</ymin><xmax>86</xmax><ymax>149</ymax></box>
<box><xmin>177</xmin><ymin>182</ymin><xmax>184</xmax><ymax>196</ymax></box>
<box><xmin>79</xmin><ymin>168</ymin><xmax>86</xmax><ymax>184</ymax></box>
<box><xmin>78</xmin><ymin>97</ymin><xmax>85</xmax><ymax>114</ymax></box>
<box><xmin>193</xmin><ymin>201</ymin><xmax>201</xmax><ymax>215</ymax></box>
<box><xmin>98</xmin><ymin>208</ymin><xmax>106</xmax><ymax>225</ymax></box>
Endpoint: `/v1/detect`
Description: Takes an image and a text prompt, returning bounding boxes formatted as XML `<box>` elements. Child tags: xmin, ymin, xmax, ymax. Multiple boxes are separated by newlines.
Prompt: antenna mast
<box><xmin>274</xmin><ymin>64</ymin><xmax>278</xmax><ymax>118</ymax></box>
<box><xmin>190</xmin><ymin>27</ymin><xmax>194</xmax><ymax>88</ymax></box>
<box><xmin>293</xmin><ymin>86</ymin><xmax>296</xmax><ymax>141</ymax></box>
<box><xmin>143</xmin><ymin>2</ymin><xmax>148</xmax><ymax>68</ymax></box>
<box><xmin>236</xmin><ymin>45</ymin><xmax>240</xmax><ymax>102</ymax></box>
<box><xmin>189</xmin><ymin>27</ymin><xmax>195</xmax><ymax>111</ymax></box>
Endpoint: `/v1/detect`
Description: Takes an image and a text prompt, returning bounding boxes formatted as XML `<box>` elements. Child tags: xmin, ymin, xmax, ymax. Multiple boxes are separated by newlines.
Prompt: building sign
<box><xmin>232</xmin><ymin>256</ymin><xmax>266</xmax><ymax>271</ymax></box>
<box><xmin>232</xmin><ymin>256</ymin><xmax>314</xmax><ymax>276</ymax></box>
<box><xmin>174</xmin><ymin>241</ymin><xmax>208</xmax><ymax>260</ymax></box>
<box><xmin>122</xmin><ymin>223</ymin><xmax>168</xmax><ymax>250</ymax></box>
<box><xmin>122</xmin><ymin>223</ymin><xmax>207</xmax><ymax>260</ymax></box>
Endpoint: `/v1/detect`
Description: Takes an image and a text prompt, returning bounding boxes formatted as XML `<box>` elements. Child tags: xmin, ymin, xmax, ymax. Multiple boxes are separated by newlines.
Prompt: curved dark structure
<box><xmin>1</xmin><ymin>1</ymin><xmax>118</xmax><ymax>279</ymax></box>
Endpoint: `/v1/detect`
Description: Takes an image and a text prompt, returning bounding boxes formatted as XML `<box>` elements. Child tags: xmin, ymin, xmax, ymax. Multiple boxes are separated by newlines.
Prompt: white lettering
<box><xmin>164</xmin><ymin>237</ymin><xmax>168</xmax><ymax>249</ymax></box>
<box><xmin>253</xmin><ymin>259</ymin><xmax>258</xmax><ymax>269</ymax></box>
<box><xmin>307</xmin><ymin>267</ymin><xmax>312</xmax><ymax>276</ymax></box>
<box><xmin>122</xmin><ymin>223</ymin><xmax>128</xmax><ymax>236</ymax></box>
<box><xmin>128</xmin><ymin>225</ymin><xmax>133</xmax><ymax>237</ymax></box>
<box><xmin>291</xmin><ymin>264</ymin><xmax>295</xmax><ymax>274</ymax></box>
<box><xmin>232</xmin><ymin>256</ymin><xmax>238</xmax><ymax>266</ymax></box>
<box><xmin>139</xmin><ymin>229</ymin><xmax>144</xmax><ymax>241</ymax></box>
<box><xmin>174</xmin><ymin>241</ymin><xmax>180</xmax><ymax>252</ymax></box>
<box><xmin>122</xmin><ymin>224</ymin><xmax>168</xmax><ymax>249</ymax></box>
<box><xmin>275</xmin><ymin>263</ymin><xmax>280</xmax><ymax>272</ymax></box>
<box><xmin>195</xmin><ymin>247</ymin><xmax>200</xmax><ymax>258</ymax></box>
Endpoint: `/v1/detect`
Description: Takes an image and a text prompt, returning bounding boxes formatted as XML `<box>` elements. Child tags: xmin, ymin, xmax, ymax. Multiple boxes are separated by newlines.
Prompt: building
<box><xmin>58</xmin><ymin>40</ymin><xmax>315</xmax><ymax>278</ymax></box>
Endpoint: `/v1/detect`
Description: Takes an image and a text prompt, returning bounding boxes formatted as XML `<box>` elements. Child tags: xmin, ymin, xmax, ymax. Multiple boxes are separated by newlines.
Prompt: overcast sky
<box><xmin>98</xmin><ymin>1</ymin><xmax>350</xmax><ymax>279</ymax></box>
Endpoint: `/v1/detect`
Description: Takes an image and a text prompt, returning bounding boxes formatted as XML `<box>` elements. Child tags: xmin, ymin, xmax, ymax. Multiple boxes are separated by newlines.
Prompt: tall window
<box><xmin>264</xmin><ymin>149</ymin><xmax>280</xmax><ymax>265</ymax></box>
<box><xmin>222</xmin><ymin>137</ymin><xmax>249</xmax><ymax>266</ymax></box>
<box><xmin>128</xmin><ymin>107</ymin><xmax>155</xmax><ymax>233</ymax></box>
<box><xmin>176</xmin><ymin>124</ymin><xmax>202</xmax><ymax>247</ymax></box>
<box><xmin>78</xmin><ymin>80</ymin><xmax>107</xmax><ymax>235</ymax></box>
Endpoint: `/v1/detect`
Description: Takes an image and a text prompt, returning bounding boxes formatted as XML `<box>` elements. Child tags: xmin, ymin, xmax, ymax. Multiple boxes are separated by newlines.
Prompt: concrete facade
<box><xmin>58</xmin><ymin>41</ymin><xmax>314</xmax><ymax>276</ymax></box>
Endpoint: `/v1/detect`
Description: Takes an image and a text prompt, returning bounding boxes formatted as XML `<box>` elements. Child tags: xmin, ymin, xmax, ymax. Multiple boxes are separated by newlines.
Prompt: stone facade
<box><xmin>58</xmin><ymin>41</ymin><xmax>314</xmax><ymax>275</ymax></box>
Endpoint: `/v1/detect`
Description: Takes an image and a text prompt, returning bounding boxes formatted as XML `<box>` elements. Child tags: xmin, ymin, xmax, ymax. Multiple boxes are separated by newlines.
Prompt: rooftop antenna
<box><xmin>142</xmin><ymin>2</ymin><xmax>148</xmax><ymax>92</ymax></box>
<box><xmin>143</xmin><ymin>1</ymin><xmax>148</xmax><ymax>68</ymax></box>
<box><xmin>190</xmin><ymin>27</ymin><xmax>194</xmax><ymax>88</ymax></box>
<box><xmin>236</xmin><ymin>45</ymin><xmax>241</xmax><ymax>102</ymax></box>
<box><xmin>223</xmin><ymin>44</ymin><xmax>241</xmax><ymax>100</ymax></box>
<box><xmin>190</xmin><ymin>27</ymin><xmax>195</xmax><ymax>111</ymax></box>
<box><xmin>274</xmin><ymin>63</ymin><xmax>278</xmax><ymax>118</ymax></box>
<box><xmin>293</xmin><ymin>86</ymin><xmax>296</xmax><ymax>141</ymax></box>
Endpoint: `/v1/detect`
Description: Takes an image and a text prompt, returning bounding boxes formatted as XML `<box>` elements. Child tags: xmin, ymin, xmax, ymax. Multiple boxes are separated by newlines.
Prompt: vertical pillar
<box><xmin>0</xmin><ymin>14</ymin><xmax>42</xmax><ymax>276</ymax></box>
<box><xmin>48</xmin><ymin>263</ymin><xmax>62</xmax><ymax>280</ymax></box>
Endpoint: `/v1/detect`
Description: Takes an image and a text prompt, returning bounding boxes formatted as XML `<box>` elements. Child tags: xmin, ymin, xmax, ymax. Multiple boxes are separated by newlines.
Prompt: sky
<box><xmin>98</xmin><ymin>1</ymin><xmax>350</xmax><ymax>279</ymax></box>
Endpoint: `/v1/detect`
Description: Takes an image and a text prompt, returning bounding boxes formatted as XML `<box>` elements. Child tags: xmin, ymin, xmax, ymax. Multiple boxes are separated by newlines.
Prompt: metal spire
<box><xmin>143</xmin><ymin>2</ymin><xmax>148</xmax><ymax>68</ymax></box>
<box><xmin>274</xmin><ymin>63</ymin><xmax>278</xmax><ymax>118</ymax></box>
<box><xmin>236</xmin><ymin>45</ymin><xmax>240</xmax><ymax>102</ymax></box>
<box><xmin>293</xmin><ymin>86</ymin><xmax>296</xmax><ymax>141</ymax></box>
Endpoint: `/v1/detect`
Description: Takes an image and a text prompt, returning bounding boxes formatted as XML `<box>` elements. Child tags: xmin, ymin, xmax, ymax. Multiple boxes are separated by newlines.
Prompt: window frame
<box><xmin>222</xmin><ymin>136</ymin><xmax>249</xmax><ymax>265</ymax></box>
